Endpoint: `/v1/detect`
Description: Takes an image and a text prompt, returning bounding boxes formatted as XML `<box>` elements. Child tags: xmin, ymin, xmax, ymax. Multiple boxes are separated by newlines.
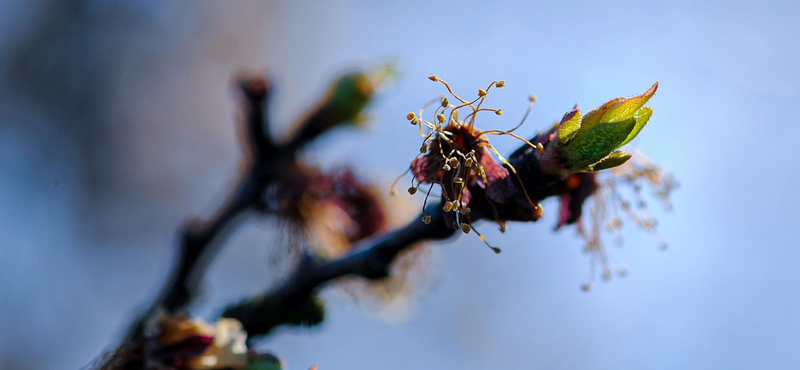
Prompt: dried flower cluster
<box><xmin>574</xmin><ymin>152</ymin><xmax>677</xmax><ymax>290</ymax></box>
<box><xmin>394</xmin><ymin>76</ymin><xmax>542</xmax><ymax>252</ymax></box>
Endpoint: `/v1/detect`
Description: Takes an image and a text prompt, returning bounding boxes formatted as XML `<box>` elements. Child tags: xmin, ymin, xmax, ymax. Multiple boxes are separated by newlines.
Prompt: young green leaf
<box><xmin>603</xmin><ymin>82</ymin><xmax>658</xmax><ymax>124</ymax></box>
<box><xmin>618</xmin><ymin>106</ymin><xmax>653</xmax><ymax>147</ymax></box>
<box><xmin>588</xmin><ymin>150</ymin><xmax>632</xmax><ymax>171</ymax></box>
<box><xmin>561</xmin><ymin>117</ymin><xmax>637</xmax><ymax>170</ymax></box>
<box><xmin>579</xmin><ymin>97</ymin><xmax>623</xmax><ymax>132</ymax></box>
<box><xmin>557</xmin><ymin>108</ymin><xmax>582</xmax><ymax>144</ymax></box>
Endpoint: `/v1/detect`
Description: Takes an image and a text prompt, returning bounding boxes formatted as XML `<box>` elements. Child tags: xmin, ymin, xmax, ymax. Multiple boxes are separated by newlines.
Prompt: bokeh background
<box><xmin>2</xmin><ymin>0</ymin><xmax>798</xmax><ymax>369</ymax></box>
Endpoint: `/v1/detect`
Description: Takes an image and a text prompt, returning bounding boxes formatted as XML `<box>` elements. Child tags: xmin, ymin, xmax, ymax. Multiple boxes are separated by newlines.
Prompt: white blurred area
<box><xmin>2</xmin><ymin>0</ymin><xmax>800</xmax><ymax>369</ymax></box>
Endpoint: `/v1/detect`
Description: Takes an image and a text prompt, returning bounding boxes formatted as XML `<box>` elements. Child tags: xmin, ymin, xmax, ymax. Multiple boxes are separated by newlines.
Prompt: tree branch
<box><xmin>220</xmin><ymin>203</ymin><xmax>456</xmax><ymax>338</ymax></box>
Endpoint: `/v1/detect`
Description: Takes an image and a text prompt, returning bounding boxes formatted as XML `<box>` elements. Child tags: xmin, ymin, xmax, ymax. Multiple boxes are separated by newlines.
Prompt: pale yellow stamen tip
<box><xmin>496</xmin><ymin>81</ymin><xmax>506</xmax><ymax>88</ymax></box>
<box><xmin>536</xmin><ymin>143</ymin><xmax>544</xmax><ymax>154</ymax></box>
<box><xmin>437</xmin><ymin>114</ymin><xmax>445</xmax><ymax>123</ymax></box>
<box><xmin>478</xmin><ymin>89</ymin><xmax>487</xmax><ymax>97</ymax></box>
<box><xmin>529</xmin><ymin>93</ymin><xmax>538</xmax><ymax>103</ymax></box>
<box><xmin>441</xmin><ymin>98</ymin><xmax>449</xmax><ymax>107</ymax></box>
<box><xmin>411</xmin><ymin>117</ymin><xmax>419</xmax><ymax>125</ymax></box>
<box><xmin>428</xmin><ymin>75</ymin><xmax>439</xmax><ymax>82</ymax></box>
<box><xmin>443</xmin><ymin>202</ymin><xmax>453</xmax><ymax>212</ymax></box>
<box><xmin>495</xmin><ymin>109</ymin><xmax>503</xmax><ymax>116</ymax></box>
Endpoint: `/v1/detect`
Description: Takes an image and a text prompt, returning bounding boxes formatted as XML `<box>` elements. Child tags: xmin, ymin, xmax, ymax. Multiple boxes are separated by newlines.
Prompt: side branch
<box><xmin>220</xmin><ymin>204</ymin><xmax>455</xmax><ymax>337</ymax></box>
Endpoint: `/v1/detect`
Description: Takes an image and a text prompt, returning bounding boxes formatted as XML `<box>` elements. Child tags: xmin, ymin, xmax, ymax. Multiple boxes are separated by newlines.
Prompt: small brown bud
<box><xmin>428</xmin><ymin>75</ymin><xmax>439</xmax><ymax>82</ymax></box>
<box><xmin>420</xmin><ymin>143</ymin><xmax>429</xmax><ymax>153</ymax></box>
<box><xmin>529</xmin><ymin>93</ymin><xmax>538</xmax><ymax>103</ymax></box>
<box><xmin>406</xmin><ymin>112</ymin><xmax>416</xmax><ymax>120</ymax></box>
<box><xmin>495</xmin><ymin>109</ymin><xmax>503</xmax><ymax>116</ymax></box>
<box><xmin>441</xmin><ymin>98</ymin><xmax>449</xmax><ymax>107</ymax></box>
<box><xmin>496</xmin><ymin>80</ymin><xmax>506</xmax><ymax>88</ymax></box>
<box><xmin>461</xmin><ymin>223</ymin><xmax>471</xmax><ymax>234</ymax></box>
<box><xmin>408</xmin><ymin>186</ymin><xmax>417</xmax><ymax>195</ymax></box>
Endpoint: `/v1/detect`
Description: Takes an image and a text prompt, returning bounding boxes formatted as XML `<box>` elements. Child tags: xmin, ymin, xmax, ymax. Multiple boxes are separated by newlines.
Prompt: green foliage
<box><xmin>325</xmin><ymin>65</ymin><xmax>394</xmax><ymax>124</ymax></box>
<box><xmin>557</xmin><ymin>108</ymin><xmax>582</xmax><ymax>143</ymax></box>
<box><xmin>587</xmin><ymin>150</ymin><xmax>632</xmax><ymax>171</ymax></box>
<box><xmin>556</xmin><ymin>82</ymin><xmax>658</xmax><ymax>172</ymax></box>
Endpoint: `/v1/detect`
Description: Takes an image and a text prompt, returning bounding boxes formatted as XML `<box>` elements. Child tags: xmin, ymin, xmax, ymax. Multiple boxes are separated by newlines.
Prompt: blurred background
<box><xmin>1</xmin><ymin>0</ymin><xmax>798</xmax><ymax>369</ymax></box>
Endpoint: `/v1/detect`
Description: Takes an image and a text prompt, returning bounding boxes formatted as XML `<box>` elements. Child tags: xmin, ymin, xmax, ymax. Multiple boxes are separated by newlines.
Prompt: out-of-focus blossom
<box><xmin>152</xmin><ymin>314</ymin><xmax>248</xmax><ymax>369</ymax></box>
<box><xmin>567</xmin><ymin>152</ymin><xmax>677</xmax><ymax>290</ymax></box>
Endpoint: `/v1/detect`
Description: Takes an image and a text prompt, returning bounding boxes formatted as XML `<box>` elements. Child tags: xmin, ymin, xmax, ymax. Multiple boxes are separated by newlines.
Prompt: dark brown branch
<box><xmin>124</xmin><ymin>77</ymin><xmax>275</xmax><ymax>341</ymax></box>
<box><xmin>220</xmin><ymin>204</ymin><xmax>456</xmax><ymax>338</ymax></box>
<box><xmin>125</xmin><ymin>72</ymin><xmax>376</xmax><ymax>342</ymax></box>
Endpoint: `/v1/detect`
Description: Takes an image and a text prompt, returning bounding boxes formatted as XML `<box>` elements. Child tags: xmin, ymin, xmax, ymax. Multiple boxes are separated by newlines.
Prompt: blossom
<box><xmin>397</xmin><ymin>77</ymin><xmax>540</xmax><ymax>248</ymax></box>
<box><xmin>153</xmin><ymin>314</ymin><xmax>249</xmax><ymax>369</ymax></box>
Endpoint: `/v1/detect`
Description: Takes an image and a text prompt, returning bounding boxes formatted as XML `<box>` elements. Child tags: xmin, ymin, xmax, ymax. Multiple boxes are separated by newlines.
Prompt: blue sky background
<box><xmin>1</xmin><ymin>0</ymin><xmax>799</xmax><ymax>369</ymax></box>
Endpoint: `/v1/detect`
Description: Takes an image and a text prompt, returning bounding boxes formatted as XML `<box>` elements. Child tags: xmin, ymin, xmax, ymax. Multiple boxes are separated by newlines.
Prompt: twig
<box><xmin>124</xmin><ymin>77</ymin><xmax>275</xmax><ymax>341</ymax></box>
<box><xmin>221</xmin><ymin>204</ymin><xmax>455</xmax><ymax>338</ymax></box>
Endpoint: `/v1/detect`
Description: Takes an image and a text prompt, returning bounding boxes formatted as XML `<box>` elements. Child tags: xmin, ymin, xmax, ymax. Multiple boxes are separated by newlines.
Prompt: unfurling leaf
<box><xmin>551</xmin><ymin>82</ymin><xmax>658</xmax><ymax>173</ymax></box>
<box><xmin>588</xmin><ymin>150</ymin><xmax>632</xmax><ymax>171</ymax></box>
<box><xmin>561</xmin><ymin>117</ymin><xmax>637</xmax><ymax>170</ymax></box>
<box><xmin>603</xmin><ymin>82</ymin><xmax>658</xmax><ymax>124</ymax></box>
<box><xmin>557</xmin><ymin>108</ymin><xmax>582</xmax><ymax>144</ymax></box>
<box><xmin>618</xmin><ymin>106</ymin><xmax>653</xmax><ymax>147</ymax></box>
